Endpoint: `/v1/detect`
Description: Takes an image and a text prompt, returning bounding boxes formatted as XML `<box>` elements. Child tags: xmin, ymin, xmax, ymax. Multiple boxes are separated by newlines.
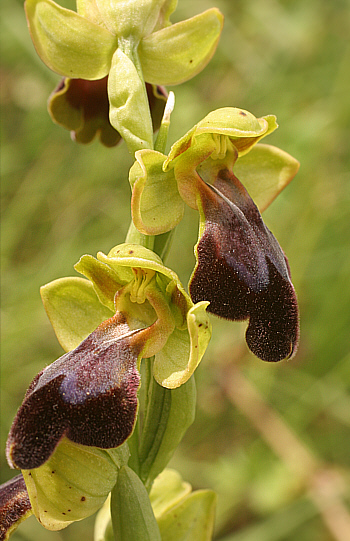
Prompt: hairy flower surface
<box><xmin>7</xmin><ymin>244</ymin><xmax>210</xmax><ymax>470</ymax></box>
<box><xmin>130</xmin><ymin>107</ymin><xmax>300</xmax><ymax>361</ymax></box>
<box><xmin>5</xmin><ymin>244</ymin><xmax>210</xmax><ymax>531</ymax></box>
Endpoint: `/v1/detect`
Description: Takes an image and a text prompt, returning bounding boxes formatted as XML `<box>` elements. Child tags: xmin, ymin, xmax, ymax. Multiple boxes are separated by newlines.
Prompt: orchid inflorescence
<box><xmin>1</xmin><ymin>1</ymin><xmax>300</xmax><ymax>540</ymax></box>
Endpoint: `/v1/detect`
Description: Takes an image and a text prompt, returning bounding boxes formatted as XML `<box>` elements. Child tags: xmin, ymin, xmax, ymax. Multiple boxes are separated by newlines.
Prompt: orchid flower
<box><xmin>130</xmin><ymin>107</ymin><xmax>300</xmax><ymax>361</ymax></box>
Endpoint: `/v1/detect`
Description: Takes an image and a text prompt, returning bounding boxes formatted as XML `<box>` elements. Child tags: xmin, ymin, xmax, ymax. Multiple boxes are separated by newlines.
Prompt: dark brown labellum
<box><xmin>189</xmin><ymin>168</ymin><xmax>299</xmax><ymax>362</ymax></box>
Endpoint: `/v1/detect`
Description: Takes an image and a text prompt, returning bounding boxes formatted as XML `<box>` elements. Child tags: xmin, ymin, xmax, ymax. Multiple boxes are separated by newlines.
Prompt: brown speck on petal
<box><xmin>189</xmin><ymin>168</ymin><xmax>299</xmax><ymax>362</ymax></box>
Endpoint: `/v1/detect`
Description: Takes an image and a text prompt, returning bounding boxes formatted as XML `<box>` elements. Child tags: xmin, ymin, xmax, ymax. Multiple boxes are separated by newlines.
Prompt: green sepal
<box><xmin>233</xmin><ymin>143</ymin><xmax>300</xmax><ymax>212</ymax></box>
<box><xmin>139</xmin><ymin>8</ymin><xmax>224</xmax><ymax>85</ymax></box>
<box><xmin>40</xmin><ymin>277</ymin><xmax>113</xmax><ymax>352</ymax></box>
<box><xmin>108</xmin><ymin>47</ymin><xmax>154</xmax><ymax>155</ymax></box>
<box><xmin>25</xmin><ymin>0</ymin><xmax>116</xmax><ymax>79</ymax></box>
<box><xmin>156</xmin><ymin>488</ymin><xmax>217</xmax><ymax>541</ymax></box>
<box><xmin>149</xmin><ymin>469</ymin><xmax>191</xmax><ymax>517</ymax></box>
<box><xmin>130</xmin><ymin>149</ymin><xmax>184</xmax><ymax>235</ymax></box>
<box><xmin>137</xmin><ymin>374</ymin><xmax>196</xmax><ymax>488</ymax></box>
<box><xmin>111</xmin><ymin>466</ymin><xmax>161</xmax><ymax>541</ymax></box>
<box><xmin>22</xmin><ymin>438</ymin><xmax>129</xmax><ymax>531</ymax></box>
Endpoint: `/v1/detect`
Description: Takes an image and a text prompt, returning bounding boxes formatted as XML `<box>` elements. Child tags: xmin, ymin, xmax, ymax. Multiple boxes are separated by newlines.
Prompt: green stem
<box><xmin>125</xmin><ymin>221</ymin><xmax>155</xmax><ymax>251</ymax></box>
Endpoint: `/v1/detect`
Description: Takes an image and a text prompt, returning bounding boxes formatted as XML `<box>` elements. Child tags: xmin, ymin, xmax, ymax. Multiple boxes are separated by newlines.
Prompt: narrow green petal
<box><xmin>234</xmin><ymin>143</ymin><xmax>300</xmax><ymax>212</ymax></box>
<box><xmin>130</xmin><ymin>149</ymin><xmax>184</xmax><ymax>235</ymax></box>
<box><xmin>153</xmin><ymin>0</ymin><xmax>178</xmax><ymax>31</ymax></box>
<box><xmin>25</xmin><ymin>0</ymin><xmax>116</xmax><ymax>78</ymax></box>
<box><xmin>157</xmin><ymin>489</ymin><xmax>216</xmax><ymax>541</ymax></box>
<box><xmin>139</xmin><ymin>8</ymin><xmax>224</xmax><ymax>85</ymax></box>
<box><xmin>75</xmin><ymin>254</ymin><xmax>127</xmax><ymax>311</ymax></box>
<box><xmin>153</xmin><ymin>301</ymin><xmax>211</xmax><ymax>388</ymax></box>
<box><xmin>40</xmin><ymin>277</ymin><xmax>113</xmax><ymax>352</ymax></box>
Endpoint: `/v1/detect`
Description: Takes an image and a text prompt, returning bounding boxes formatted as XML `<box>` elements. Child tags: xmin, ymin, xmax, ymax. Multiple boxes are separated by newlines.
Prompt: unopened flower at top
<box><xmin>130</xmin><ymin>107</ymin><xmax>300</xmax><ymax>362</ymax></box>
<box><xmin>25</xmin><ymin>0</ymin><xmax>223</xmax><ymax>153</ymax></box>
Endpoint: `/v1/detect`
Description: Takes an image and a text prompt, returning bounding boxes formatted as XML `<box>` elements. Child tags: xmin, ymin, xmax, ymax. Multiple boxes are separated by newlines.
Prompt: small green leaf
<box><xmin>111</xmin><ymin>466</ymin><xmax>161</xmax><ymax>541</ymax></box>
<box><xmin>130</xmin><ymin>149</ymin><xmax>184</xmax><ymax>235</ymax></box>
<box><xmin>139</xmin><ymin>8</ymin><xmax>224</xmax><ymax>85</ymax></box>
<box><xmin>40</xmin><ymin>277</ymin><xmax>113</xmax><ymax>352</ymax></box>
<box><xmin>25</xmin><ymin>0</ymin><xmax>116</xmax><ymax>79</ymax></box>
<box><xmin>157</xmin><ymin>489</ymin><xmax>216</xmax><ymax>541</ymax></box>
<box><xmin>233</xmin><ymin>143</ymin><xmax>300</xmax><ymax>212</ymax></box>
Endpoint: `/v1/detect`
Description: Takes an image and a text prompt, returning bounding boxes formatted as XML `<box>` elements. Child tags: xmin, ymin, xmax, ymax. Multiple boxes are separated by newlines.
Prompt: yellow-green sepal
<box><xmin>25</xmin><ymin>0</ymin><xmax>116</xmax><ymax>79</ymax></box>
<box><xmin>164</xmin><ymin>107</ymin><xmax>278</xmax><ymax>170</ymax></box>
<box><xmin>233</xmin><ymin>143</ymin><xmax>300</xmax><ymax>212</ymax></box>
<box><xmin>139</xmin><ymin>8</ymin><xmax>224</xmax><ymax>85</ymax></box>
<box><xmin>22</xmin><ymin>439</ymin><xmax>129</xmax><ymax>531</ymax></box>
<box><xmin>40</xmin><ymin>277</ymin><xmax>114</xmax><ymax>352</ymax></box>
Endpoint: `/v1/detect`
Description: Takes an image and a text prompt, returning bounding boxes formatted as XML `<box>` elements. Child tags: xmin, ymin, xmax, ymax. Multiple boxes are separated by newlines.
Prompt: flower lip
<box><xmin>6</xmin><ymin>312</ymin><xmax>142</xmax><ymax>470</ymax></box>
<box><xmin>189</xmin><ymin>168</ymin><xmax>299</xmax><ymax>362</ymax></box>
<box><xmin>0</xmin><ymin>474</ymin><xmax>32</xmax><ymax>538</ymax></box>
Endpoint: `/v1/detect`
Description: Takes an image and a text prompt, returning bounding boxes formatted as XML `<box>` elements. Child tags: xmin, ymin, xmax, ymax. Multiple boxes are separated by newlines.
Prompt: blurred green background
<box><xmin>1</xmin><ymin>0</ymin><xmax>349</xmax><ymax>539</ymax></box>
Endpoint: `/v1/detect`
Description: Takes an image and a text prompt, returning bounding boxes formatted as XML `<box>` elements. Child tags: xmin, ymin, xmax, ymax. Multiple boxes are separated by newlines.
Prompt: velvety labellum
<box><xmin>189</xmin><ymin>168</ymin><xmax>299</xmax><ymax>362</ymax></box>
<box><xmin>0</xmin><ymin>474</ymin><xmax>32</xmax><ymax>540</ymax></box>
<box><xmin>6</xmin><ymin>313</ymin><xmax>142</xmax><ymax>470</ymax></box>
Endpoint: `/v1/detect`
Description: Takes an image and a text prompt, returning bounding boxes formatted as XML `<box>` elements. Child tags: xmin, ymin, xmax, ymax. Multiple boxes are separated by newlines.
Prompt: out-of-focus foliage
<box><xmin>1</xmin><ymin>0</ymin><xmax>349</xmax><ymax>540</ymax></box>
